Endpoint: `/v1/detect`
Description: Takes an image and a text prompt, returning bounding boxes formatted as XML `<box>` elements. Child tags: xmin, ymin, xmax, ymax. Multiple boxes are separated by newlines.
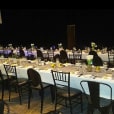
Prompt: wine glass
<box><xmin>103</xmin><ymin>61</ymin><xmax>108</xmax><ymax>72</ymax></box>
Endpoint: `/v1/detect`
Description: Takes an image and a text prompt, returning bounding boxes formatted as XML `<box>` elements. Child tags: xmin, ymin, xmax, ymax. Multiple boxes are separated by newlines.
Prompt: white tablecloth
<box><xmin>0</xmin><ymin>63</ymin><xmax>114</xmax><ymax>100</ymax></box>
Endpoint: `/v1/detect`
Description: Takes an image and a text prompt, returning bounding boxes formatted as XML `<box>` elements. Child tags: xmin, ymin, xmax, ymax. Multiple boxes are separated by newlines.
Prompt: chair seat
<box><xmin>88</xmin><ymin>98</ymin><xmax>112</xmax><ymax>109</ymax></box>
<box><xmin>18</xmin><ymin>78</ymin><xmax>28</xmax><ymax>82</ymax></box>
<box><xmin>57</xmin><ymin>87</ymin><xmax>82</xmax><ymax>97</ymax></box>
<box><xmin>10</xmin><ymin>78</ymin><xmax>28</xmax><ymax>86</ymax></box>
<box><xmin>18</xmin><ymin>78</ymin><xmax>28</xmax><ymax>85</ymax></box>
<box><xmin>97</xmin><ymin>97</ymin><xmax>112</xmax><ymax>108</ymax></box>
<box><xmin>31</xmin><ymin>83</ymin><xmax>51</xmax><ymax>90</ymax></box>
<box><xmin>88</xmin><ymin>99</ymin><xmax>112</xmax><ymax>114</ymax></box>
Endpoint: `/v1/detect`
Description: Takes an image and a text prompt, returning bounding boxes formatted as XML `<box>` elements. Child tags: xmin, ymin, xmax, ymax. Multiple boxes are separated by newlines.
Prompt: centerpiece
<box><xmin>86</xmin><ymin>55</ymin><xmax>93</xmax><ymax>72</ymax></box>
<box><xmin>58</xmin><ymin>43</ymin><xmax>63</xmax><ymax>51</ymax></box>
<box><xmin>91</xmin><ymin>42</ymin><xmax>97</xmax><ymax>51</ymax></box>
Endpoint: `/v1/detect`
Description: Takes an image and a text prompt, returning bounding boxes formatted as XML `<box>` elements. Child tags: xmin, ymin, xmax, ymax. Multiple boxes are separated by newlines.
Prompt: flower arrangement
<box><xmin>73</xmin><ymin>47</ymin><xmax>76</xmax><ymax>51</ymax></box>
<box><xmin>8</xmin><ymin>44</ymin><xmax>12</xmax><ymax>47</ymax></box>
<box><xmin>91</xmin><ymin>42</ymin><xmax>97</xmax><ymax>51</ymax></box>
<box><xmin>58</xmin><ymin>43</ymin><xmax>63</xmax><ymax>48</ymax></box>
<box><xmin>51</xmin><ymin>63</ymin><xmax>56</xmax><ymax>68</ymax></box>
<box><xmin>86</xmin><ymin>55</ymin><xmax>93</xmax><ymax>72</ymax></box>
<box><xmin>86</xmin><ymin>55</ymin><xmax>93</xmax><ymax>65</ymax></box>
<box><xmin>31</xmin><ymin>43</ymin><xmax>34</xmax><ymax>47</ymax></box>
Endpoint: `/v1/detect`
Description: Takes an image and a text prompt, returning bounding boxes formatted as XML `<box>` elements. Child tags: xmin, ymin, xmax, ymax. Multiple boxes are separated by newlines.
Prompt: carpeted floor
<box><xmin>0</xmin><ymin>87</ymin><xmax>113</xmax><ymax>114</ymax></box>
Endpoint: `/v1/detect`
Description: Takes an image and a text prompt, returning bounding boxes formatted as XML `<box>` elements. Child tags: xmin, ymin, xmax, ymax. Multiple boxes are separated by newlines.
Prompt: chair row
<box><xmin>37</xmin><ymin>49</ymin><xmax>82</xmax><ymax>64</ymax></box>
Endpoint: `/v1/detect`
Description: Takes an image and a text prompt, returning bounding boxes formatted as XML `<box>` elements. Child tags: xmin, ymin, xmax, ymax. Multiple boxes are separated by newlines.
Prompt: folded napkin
<box><xmin>109</xmin><ymin>68</ymin><xmax>114</xmax><ymax>71</ymax></box>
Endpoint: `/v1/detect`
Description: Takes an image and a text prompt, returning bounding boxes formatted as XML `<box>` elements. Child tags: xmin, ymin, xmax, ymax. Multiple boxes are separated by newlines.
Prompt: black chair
<box><xmin>27</xmin><ymin>68</ymin><xmax>54</xmax><ymax>114</ymax></box>
<box><xmin>73</xmin><ymin>52</ymin><xmax>82</xmax><ymax>60</ymax></box>
<box><xmin>53</xmin><ymin>54</ymin><xmax>60</xmax><ymax>62</ymax></box>
<box><xmin>19</xmin><ymin>47</ymin><xmax>25</xmax><ymax>58</ymax></box>
<box><xmin>51</xmin><ymin>70</ymin><xmax>83</xmax><ymax>114</ymax></box>
<box><xmin>0</xmin><ymin>99</ymin><xmax>10</xmax><ymax>114</ymax></box>
<box><xmin>37</xmin><ymin>49</ymin><xmax>44</xmax><ymax>61</ymax></box>
<box><xmin>89</xmin><ymin>50</ymin><xmax>103</xmax><ymax>66</ymax></box>
<box><xmin>69</xmin><ymin>50</ymin><xmax>82</xmax><ymax>64</ymax></box>
<box><xmin>59</xmin><ymin>50</ymin><xmax>68</xmax><ymax>63</ymax></box>
<box><xmin>3</xmin><ymin>64</ymin><xmax>29</xmax><ymax>104</ymax></box>
<box><xmin>47</xmin><ymin>50</ymin><xmax>54</xmax><ymax>61</ymax></box>
<box><xmin>26</xmin><ymin>50</ymin><xmax>35</xmax><ymax>60</ymax></box>
<box><xmin>108</xmin><ymin>51</ymin><xmax>114</xmax><ymax>67</ymax></box>
<box><xmin>80</xmin><ymin>80</ymin><xmax>112</xmax><ymax>114</ymax></box>
<box><xmin>0</xmin><ymin>70</ymin><xmax>8</xmax><ymax>100</ymax></box>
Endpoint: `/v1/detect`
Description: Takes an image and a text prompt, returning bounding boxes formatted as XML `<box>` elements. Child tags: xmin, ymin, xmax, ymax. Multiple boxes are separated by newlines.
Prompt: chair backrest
<box><xmin>37</xmin><ymin>49</ymin><xmax>44</xmax><ymax>60</ymax></box>
<box><xmin>59</xmin><ymin>50</ymin><xmax>68</xmax><ymax>63</ymax></box>
<box><xmin>3</xmin><ymin>64</ymin><xmax>17</xmax><ymax>81</ymax></box>
<box><xmin>73</xmin><ymin>51</ymin><xmax>82</xmax><ymax>64</ymax></box>
<box><xmin>80</xmin><ymin>80</ymin><xmax>112</xmax><ymax>108</ymax></box>
<box><xmin>68</xmin><ymin>51</ymin><xmax>82</xmax><ymax>64</ymax></box>
<box><xmin>47</xmin><ymin>50</ymin><xmax>54</xmax><ymax>61</ymax></box>
<box><xmin>108</xmin><ymin>51</ymin><xmax>114</xmax><ymax>61</ymax></box>
<box><xmin>27</xmin><ymin>68</ymin><xmax>42</xmax><ymax>88</ymax></box>
<box><xmin>53</xmin><ymin>54</ymin><xmax>60</xmax><ymax>62</ymax></box>
<box><xmin>0</xmin><ymin>70</ymin><xmax>3</xmax><ymax>81</ymax></box>
<box><xmin>108</xmin><ymin>51</ymin><xmax>114</xmax><ymax>67</ymax></box>
<box><xmin>19</xmin><ymin>47</ymin><xmax>25</xmax><ymax>58</ymax></box>
<box><xmin>51</xmin><ymin>70</ymin><xmax>70</xmax><ymax>92</ymax></box>
<box><xmin>73</xmin><ymin>52</ymin><xmax>82</xmax><ymax>60</ymax></box>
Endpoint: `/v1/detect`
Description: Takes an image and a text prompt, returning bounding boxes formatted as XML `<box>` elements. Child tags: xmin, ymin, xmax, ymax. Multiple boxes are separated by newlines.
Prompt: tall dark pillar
<box><xmin>67</xmin><ymin>24</ymin><xmax>76</xmax><ymax>49</ymax></box>
<box><xmin>0</xmin><ymin>10</ymin><xmax>2</xmax><ymax>24</ymax></box>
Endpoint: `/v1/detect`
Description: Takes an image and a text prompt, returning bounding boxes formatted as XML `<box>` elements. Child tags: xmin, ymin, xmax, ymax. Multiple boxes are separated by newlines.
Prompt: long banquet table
<box><xmin>0</xmin><ymin>59</ymin><xmax>114</xmax><ymax>100</ymax></box>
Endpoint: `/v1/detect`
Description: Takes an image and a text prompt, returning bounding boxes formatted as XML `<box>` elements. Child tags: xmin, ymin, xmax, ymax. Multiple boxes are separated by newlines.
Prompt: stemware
<box><xmin>103</xmin><ymin>61</ymin><xmax>108</xmax><ymax>71</ymax></box>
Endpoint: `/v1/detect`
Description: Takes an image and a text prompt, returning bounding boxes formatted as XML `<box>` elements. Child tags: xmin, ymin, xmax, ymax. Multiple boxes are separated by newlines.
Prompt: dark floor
<box><xmin>0</xmin><ymin>85</ymin><xmax>113</xmax><ymax>114</ymax></box>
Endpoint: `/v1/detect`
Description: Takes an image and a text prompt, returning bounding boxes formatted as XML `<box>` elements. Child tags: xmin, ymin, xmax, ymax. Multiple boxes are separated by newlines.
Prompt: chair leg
<box><xmin>87</xmin><ymin>105</ymin><xmax>94</xmax><ymax>114</ymax></box>
<box><xmin>69</xmin><ymin>97</ymin><xmax>73</xmax><ymax>114</ymax></box>
<box><xmin>18</xmin><ymin>86</ymin><xmax>22</xmax><ymax>105</ymax></box>
<box><xmin>112</xmin><ymin>101</ymin><xmax>114</xmax><ymax>114</ymax></box>
<box><xmin>100</xmin><ymin>107</ymin><xmax>110</xmax><ymax>114</ymax></box>
<box><xmin>1</xmin><ymin>81</ymin><xmax>4</xmax><ymax>100</ymax></box>
<box><xmin>50</xmin><ymin>85</ymin><xmax>55</xmax><ymax>103</ymax></box>
<box><xmin>40</xmin><ymin>90</ymin><xmax>44</xmax><ymax>114</ymax></box>
<box><xmin>80</xmin><ymin>95</ymin><xmax>83</xmax><ymax>112</ymax></box>
<box><xmin>55</xmin><ymin>94</ymin><xmax>57</xmax><ymax>113</ymax></box>
<box><xmin>8</xmin><ymin>85</ymin><xmax>11</xmax><ymax>102</ymax></box>
<box><xmin>0</xmin><ymin>100</ymin><xmax>5</xmax><ymax>114</ymax></box>
<box><xmin>28</xmin><ymin>88</ymin><xmax>32</xmax><ymax>109</ymax></box>
<box><xmin>65</xmin><ymin>98</ymin><xmax>67</xmax><ymax>107</ymax></box>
